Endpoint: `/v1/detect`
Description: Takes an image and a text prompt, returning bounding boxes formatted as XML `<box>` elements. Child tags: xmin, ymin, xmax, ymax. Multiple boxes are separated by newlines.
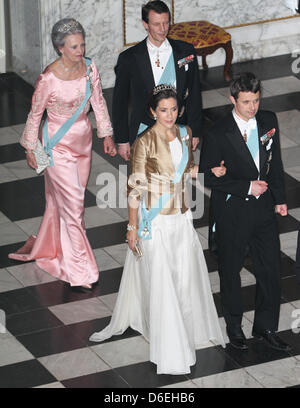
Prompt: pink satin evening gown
<box><xmin>8</xmin><ymin>60</ymin><xmax>113</xmax><ymax>287</ymax></box>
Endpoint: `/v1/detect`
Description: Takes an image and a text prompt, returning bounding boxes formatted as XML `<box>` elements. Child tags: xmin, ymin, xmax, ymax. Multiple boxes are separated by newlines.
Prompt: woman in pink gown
<box><xmin>8</xmin><ymin>18</ymin><xmax>116</xmax><ymax>291</ymax></box>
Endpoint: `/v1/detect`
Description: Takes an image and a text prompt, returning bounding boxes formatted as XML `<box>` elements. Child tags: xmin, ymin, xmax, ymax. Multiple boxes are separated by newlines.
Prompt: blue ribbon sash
<box><xmin>42</xmin><ymin>57</ymin><xmax>92</xmax><ymax>165</ymax></box>
<box><xmin>138</xmin><ymin>125</ymin><xmax>189</xmax><ymax>240</ymax></box>
<box><xmin>137</xmin><ymin>53</ymin><xmax>176</xmax><ymax>136</ymax></box>
<box><xmin>158</xmin><ymin>53</ymin><xmax>176</xmax><ymax>86</ymax></box>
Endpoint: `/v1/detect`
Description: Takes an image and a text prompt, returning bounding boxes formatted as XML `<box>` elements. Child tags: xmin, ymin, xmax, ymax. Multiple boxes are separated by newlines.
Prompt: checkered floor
<box><xmin>0</xmin><ymin>54</ymin><xmax>300</xmax><ymax>389</ymax></box>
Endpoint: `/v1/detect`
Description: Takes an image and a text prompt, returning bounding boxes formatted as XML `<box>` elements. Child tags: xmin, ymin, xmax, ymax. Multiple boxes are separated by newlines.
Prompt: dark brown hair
<box><xmin>230</xmin><ymin>72</ymin><xmax>261</xmax><ymax>100</ymax></box>
<box><xmin>148</xmin><ymin>87</ymin><xmax>180</xmax><ymax>118</ymax></box>
<box><xmin>142</xmin><ymin>1</ymin><xmax>171</xmax><ymax>24</ymax></box>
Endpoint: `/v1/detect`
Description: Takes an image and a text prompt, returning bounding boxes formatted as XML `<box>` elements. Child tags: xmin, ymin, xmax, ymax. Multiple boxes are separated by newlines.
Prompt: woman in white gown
<box><xmin>90</xmin><ymin>85</ymin><xmax>225</xmax><ymax>374</ymax></box>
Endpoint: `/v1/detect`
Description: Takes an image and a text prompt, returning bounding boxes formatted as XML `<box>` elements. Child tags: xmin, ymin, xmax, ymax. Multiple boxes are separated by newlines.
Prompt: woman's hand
<box><xmin>104</xmin><ymin>135</ymin><xmax>117</xmax><ymax>156</ymax></box>
<box><xmin>26</xmin><ymin>151</ymin><xmax>38</xmax><ymax>169</ymax></box>
<box><xmin>211</xmin><ymin>160</ymin><xmax>226</xmax><ymax>178</ymax></box>
<box><xmin>126</xmin><ymin>229</ymin><xmax>138</xmax><ymax>251</ymax></box>
<box><xmin>191</xmin><ymin>165</ymin><xmax>198</xmax><ymax>179</ymax></box>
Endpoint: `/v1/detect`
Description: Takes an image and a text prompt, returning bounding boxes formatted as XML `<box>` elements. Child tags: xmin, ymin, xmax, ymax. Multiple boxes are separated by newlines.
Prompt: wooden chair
<box><xmin>169</xmin><ymin>21</ymin><xmax>233</xmax><ymax>81</ymax></box>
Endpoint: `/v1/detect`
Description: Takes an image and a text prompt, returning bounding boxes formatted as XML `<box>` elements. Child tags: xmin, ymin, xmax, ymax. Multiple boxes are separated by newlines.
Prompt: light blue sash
<box><xmin>158</xmin><ymin>53</ymin><xmax>176</xmax><ymax>87</ymax></box>
<box><xmin>137</xmin><ymin>53</ymin><xmax>176</xmax><ymax>136</ymax></box>
<box><xmin>42</xmin><ymin>57</ymin><xmax>92</xmax><ymax>165</ymax></box>
<box><xmin>138</xmin><ymin>125</ymin><xmax>189</xmax><ymax>240</ymax></box>
<box><xmin>137</xmin><ymin>123</ymin><xmax>149</xmax><ymax>136</ymax></box>
<box><xmin>246</xmin><ymin>127</ymin><xmax>259</xmax><ymax>165</ymax></box>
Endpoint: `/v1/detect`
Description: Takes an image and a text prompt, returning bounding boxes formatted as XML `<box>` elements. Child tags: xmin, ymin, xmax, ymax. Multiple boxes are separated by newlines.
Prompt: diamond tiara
<box><xmin>153</xmin><ymin>84</ymin><xmax>177</xmax><ymax>95</ymax></box>
<box><xmin>57</xmin><ymin>20</ymin><xmax>80</xmax><ymax>33</ymax></box>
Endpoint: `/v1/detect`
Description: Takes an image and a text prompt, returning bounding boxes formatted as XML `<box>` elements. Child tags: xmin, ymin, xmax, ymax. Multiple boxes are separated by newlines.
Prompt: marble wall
<box><xmin>39</xmin><ymin>0</ymin><xmax>123</xmax><ymax>89</ymax></box>
<box><xmin>7</xmin><ymin>0</ymin><xmax>300</xmax><ymax>89</ymax></box>
<box><xmin>8</xmin><ymin>0</ymin><xmax>42</xmax><ymax>85</ymax></box>
<box><xmin>124</xmin><ymin>0</ymin><xmax>294</xmax><ymax>44</ymax></box>
<box><xmin>206</xmin><ymin>16</ymin><xmax>300</xmax><ymax>69</ymax></box>
<box><xmin>124</xmin><ymin>0</ymin><xmax>173</xmax><ymax>44</ymax></box>
<box><xmin>173</xmin><ymin>0</ymin><xmax>293</xmax><ymax>26</ymax></box>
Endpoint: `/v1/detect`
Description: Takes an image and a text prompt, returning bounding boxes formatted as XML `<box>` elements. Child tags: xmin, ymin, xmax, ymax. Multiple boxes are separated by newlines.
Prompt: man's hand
<box><xmin>211</xmin><ymin>160</ymin><xmax>226</xmax><ymax>178</ymax></box>
<box><xmin>118</xmin><ymin>143</ymin><xmax>130</xmax><ymax>161</ymax></box>
<box><xmin>103</xmin><ymin>136</ymin><xmax>117</xmax><ymax>156</ymax></box>
<box><xmin>275</xmin><ymin>204</ymin><xmax>288</xmax><ymax>216</ymax></box>
<box><xmin>250</xmin><ymin>180</ymin><xmax>268</xmax><ymax>196</ymax></box>
<box><xmin>192</xmin><ymin>137</ymin><xmax>199</xmax><ymax>151</ymax></box>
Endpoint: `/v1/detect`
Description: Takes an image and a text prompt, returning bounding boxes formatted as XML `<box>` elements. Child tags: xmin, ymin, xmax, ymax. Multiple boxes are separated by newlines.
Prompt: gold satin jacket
<box><xmin>128</xmin><ymin>125</ymin><xmax>195</xmax><ymax>215</ymax></box>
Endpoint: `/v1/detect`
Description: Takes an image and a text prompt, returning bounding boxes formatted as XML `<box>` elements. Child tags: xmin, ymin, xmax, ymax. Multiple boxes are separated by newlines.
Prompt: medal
<box><xmin>155</xmin><ymin>51</ymin><xmax>160</xmax><ymax>68</ymax></box>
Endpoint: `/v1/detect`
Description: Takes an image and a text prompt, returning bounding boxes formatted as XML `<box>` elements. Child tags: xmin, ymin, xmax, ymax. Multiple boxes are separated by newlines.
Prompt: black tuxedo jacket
<box><xmin>199</xmin><ymin>110</ymin><xmax>286</xmax><ymax>226</ymax></box>
<box><xmin>112</xmin><ymin>37</ymin><xmax>203</xmax><ymax>144</ymax></box>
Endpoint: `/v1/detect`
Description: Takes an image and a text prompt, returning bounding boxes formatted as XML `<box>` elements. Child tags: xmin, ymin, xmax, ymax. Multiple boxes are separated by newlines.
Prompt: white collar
<box><xmin>232</xmin><ymin>109</ymin><xmax>257</xmax><ymax>130</ymax></box>
<box><xmin>147</xmin><ymin>38</ymin><xmax>171</xmax><ymax>52</ymax></box>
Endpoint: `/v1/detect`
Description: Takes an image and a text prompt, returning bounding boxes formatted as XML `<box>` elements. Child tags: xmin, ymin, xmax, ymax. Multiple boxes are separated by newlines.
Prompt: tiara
<box><xmin>57</xmin><ymin>20</ymin><xmax>80</xmax><ymax>33</ymax></box>
<box><xmin>153</xmin><ymin>84</ymin><xmax>177</xmax><ymax>95</ymax></box>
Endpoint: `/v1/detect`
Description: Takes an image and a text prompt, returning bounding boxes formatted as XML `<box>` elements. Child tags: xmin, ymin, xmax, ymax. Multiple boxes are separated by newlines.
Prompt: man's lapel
<box><xmin>168</xmin><ymin>38</ymin><xmax>185</xmax><ymax>98</ymax></box>
<box><xmin>256</xmin><ymin>113</ymin><xmax>269</xmax><ymax>172</ymax></box>
<box><xmin>225</xmin><ymin>115</ymin><xmax>258</xmax><ymax>174</ymax></box>
<box><xmin>134</xmin><ymin>39</ymin><xmax>155</xmax><ymax>94</ymax></box>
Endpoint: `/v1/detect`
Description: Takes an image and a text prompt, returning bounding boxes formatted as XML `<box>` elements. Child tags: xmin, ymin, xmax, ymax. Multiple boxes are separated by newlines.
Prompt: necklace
<box><xmin>59</xmin><ymin>58</ymin><xmax>80</xmax><ymax>73</ymax></box>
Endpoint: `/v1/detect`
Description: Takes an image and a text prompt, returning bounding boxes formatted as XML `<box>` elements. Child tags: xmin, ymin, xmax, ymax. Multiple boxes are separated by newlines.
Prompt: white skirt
<box><xmin>89</xmin><ymin>210</ymin><xmax>225</xmax><ymax>375</ymax></box>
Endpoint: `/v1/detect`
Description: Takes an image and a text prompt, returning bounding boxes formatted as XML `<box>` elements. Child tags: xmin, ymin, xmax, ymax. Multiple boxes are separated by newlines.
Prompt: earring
<box><xmin>153</xmin><ymin>115</ymin><xmax>157</xmax><ymax>121</ymax></box>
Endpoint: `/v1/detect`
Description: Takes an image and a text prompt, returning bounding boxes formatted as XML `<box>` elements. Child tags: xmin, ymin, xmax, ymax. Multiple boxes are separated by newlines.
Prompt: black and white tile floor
<box><xmin>0</xmin><ymin>54</ymin><xmax>300</xmax><ymax>389</ymax></box>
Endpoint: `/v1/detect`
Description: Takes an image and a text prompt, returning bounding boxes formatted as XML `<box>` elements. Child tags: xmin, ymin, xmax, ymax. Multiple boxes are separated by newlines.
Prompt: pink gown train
<box><xmin>8</xmin><ymin>60</ymin><xmax>113</xmax><ymax>287</ymax></box>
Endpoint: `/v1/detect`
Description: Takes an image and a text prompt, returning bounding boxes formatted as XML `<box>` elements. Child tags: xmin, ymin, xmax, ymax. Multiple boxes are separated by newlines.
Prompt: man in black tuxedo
<box><xmin>113</xmin><ymin>0</ymin><xmax>202</xmax><ymax>160</ymax></box>
<box><xmin>200</xmin><ymin>72</ymin><xmax>291</xmax><ymax>352</ymax></box>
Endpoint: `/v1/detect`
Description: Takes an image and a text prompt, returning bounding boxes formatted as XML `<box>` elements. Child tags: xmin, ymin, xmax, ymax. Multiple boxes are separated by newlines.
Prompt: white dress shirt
<box><xmin>147</xmin><ymin>38</ymin><xmax>176</xmax><ymax>87</ymax></box>
<box><xmin>232</xmin><ymin>109</ymin><xmax>260</xmax><ymax>197</ymax></box>
<box><xmin>118</xmin><ymin>38</ymin><xmax>175</xmax><ymax>147</ymax></box>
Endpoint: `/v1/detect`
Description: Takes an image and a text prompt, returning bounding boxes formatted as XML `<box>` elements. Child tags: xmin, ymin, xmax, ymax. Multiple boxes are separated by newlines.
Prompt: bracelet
<box><xmin>25</xmin><ymin>150</ymin><xmax>34</xmax><ymax>155</ymax></box>
<box><xmin>105</xmin><ymin>134</ymin><xmax>113</xmax><ymax>138</ymax></box>
<box><xmin>127</xmin><ymin>224</ymin><xmax>137</xmax><ymax>231</ymax></box>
